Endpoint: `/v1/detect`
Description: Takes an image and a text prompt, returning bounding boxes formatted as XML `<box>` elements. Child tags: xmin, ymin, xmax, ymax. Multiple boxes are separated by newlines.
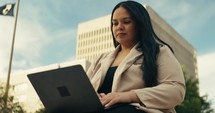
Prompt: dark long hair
<box><xmin>111</xmin><ymin>1</ymin><xmax>173</xmax><ymax>87</ymax></box>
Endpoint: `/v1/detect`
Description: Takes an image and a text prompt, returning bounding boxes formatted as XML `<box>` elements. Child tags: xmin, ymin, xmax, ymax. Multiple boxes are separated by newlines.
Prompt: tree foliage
<box><xmin>0</xmin><ymin>83</ymin><xmax>25</xmax><ymax>113</ymax></box>
<box><xmin>35</xmin><ymin>108</ymin><xmax>46</xmax><ymax>113</ymax></box>
<box><xmin>176</xmin><ymin>77</ymin><xmax>214</xmax><ymax>113</ymax></box>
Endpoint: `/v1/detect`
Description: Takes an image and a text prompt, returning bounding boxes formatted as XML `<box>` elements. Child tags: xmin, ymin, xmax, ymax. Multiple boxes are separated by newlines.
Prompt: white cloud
<box><xmin>148</xmin><ymin>0</ymin><xmax>215</xmax><ymax>39</ymax></box>
<box><xmin>0</xmin><ymin>17</ymin><xmax>50</xmax><ymax>76</ymax></box>
<box><xmin>0</xmin><ymin>17</ymin><xmax>13</xmax><ymax>75</ymax></box>
<box><xmin>0</xmin><ymin>1</ymin><xmax>55</xmax><ymax>76</ymax></box>
<box><xmin>198</xmin><ymin>52</ymin><xmax>215</xmax><ymax>109</ymax></box>
<box><xmin>175</xmin><ymin>2</ymin><xmax>215</xmax><ymax>35</ymax></box>
<box><xmin>149</xmin><ymin>0</ymin><xmax>191</xmax><ymax>20</ymax></box>
<box><xmin>0</xmin><ymin>0</ymin><xmax>78</xmax><ymax>78</ymax></box>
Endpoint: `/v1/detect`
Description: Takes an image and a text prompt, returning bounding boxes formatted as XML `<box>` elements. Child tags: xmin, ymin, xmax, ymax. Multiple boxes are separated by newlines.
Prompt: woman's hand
<box><xmin>99</xmin><ymin>91</ymin><xmax>140</xmax><ymax>108</ymax></box>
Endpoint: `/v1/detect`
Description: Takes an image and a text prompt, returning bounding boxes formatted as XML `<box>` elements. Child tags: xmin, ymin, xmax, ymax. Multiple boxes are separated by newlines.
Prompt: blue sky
<box><xmin>1</xmin><ymin>0</ymin><xmax>215</xmax><ymax>109</ymax></box>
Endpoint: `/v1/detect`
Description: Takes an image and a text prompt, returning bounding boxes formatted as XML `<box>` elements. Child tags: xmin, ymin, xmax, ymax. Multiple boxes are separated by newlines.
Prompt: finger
<box><xmin>101</xmin><ymin>96</ymin><xmax>111</xmax><ymax>106</ymax></box>
<box><xmin>99</xmin><ymin>93</ymin><xmax>106</xmax><ymax>97</ymax></box>
<box><xmin>105</xmin><ymin>97</ymin><xmax>118</xmax><ymax>108</ymax></box>
<box><xmin>101</xmin><ymin>94</ymin><xmax>113</xmax><ymax>106</ymax></box>
<box><xmin>97</xmin><ymin>93</ymin><xmax>102</xmax><ymax>99</ymax></box>
<box><xmin>103</xmin><ymin>94</ymin><xmax>118</xmax><ymax>108</ymax></box>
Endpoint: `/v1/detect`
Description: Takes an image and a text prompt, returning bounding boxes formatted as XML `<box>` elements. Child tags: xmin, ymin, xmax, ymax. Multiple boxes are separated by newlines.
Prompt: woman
<box><xmin>87</xmin><ymin>1</ymin><xmax>185</xmax><ymax>113</ymax></box>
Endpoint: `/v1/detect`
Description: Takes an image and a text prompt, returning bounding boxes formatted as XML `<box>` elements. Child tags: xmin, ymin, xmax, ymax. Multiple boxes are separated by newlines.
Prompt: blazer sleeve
<box><xmin>133</xmin><ymin>46</ymin><xmax>186</xmax><ymax>109</ymax></box>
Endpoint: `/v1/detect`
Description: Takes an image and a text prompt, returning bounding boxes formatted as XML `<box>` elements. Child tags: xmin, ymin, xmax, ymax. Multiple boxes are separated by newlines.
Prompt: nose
<box><xmin>116</xmin><ymin>22</ymin><xmax>124</xmax><ymax>30</ymax></box>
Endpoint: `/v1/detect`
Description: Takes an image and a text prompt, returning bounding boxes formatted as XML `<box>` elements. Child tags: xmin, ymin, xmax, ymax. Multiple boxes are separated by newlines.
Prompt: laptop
<box><xmin>27</xmin><ymin>65</ymin><xmax>104</xmax><ymax>113</ymax></box>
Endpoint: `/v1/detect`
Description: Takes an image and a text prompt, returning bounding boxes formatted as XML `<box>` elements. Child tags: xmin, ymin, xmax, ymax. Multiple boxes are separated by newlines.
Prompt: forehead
<box><xmin>112</xmin><ymin>6</ymin><xmax>131</xmax><ymax>20</ymax></box>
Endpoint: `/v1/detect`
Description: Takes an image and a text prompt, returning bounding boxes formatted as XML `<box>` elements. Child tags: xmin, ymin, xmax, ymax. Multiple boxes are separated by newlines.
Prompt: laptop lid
<box><xmin>27</xmin><ymin>65</ymin><xmax>103</xmax><ymax>113</ymax></box>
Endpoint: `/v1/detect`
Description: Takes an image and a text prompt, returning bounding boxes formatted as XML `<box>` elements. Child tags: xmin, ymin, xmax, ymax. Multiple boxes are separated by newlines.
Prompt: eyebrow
<box><xmin>112</xmin><ymin>17</ymin><xmax>132</xmax><ymax>22</ymax></box>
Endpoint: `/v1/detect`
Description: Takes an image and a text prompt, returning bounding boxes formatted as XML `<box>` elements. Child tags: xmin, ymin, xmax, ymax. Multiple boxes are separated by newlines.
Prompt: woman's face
<box><xmin>112</xmin><ymin>6</ymin><xmax>137</xmax><ymax>46</ymax></box>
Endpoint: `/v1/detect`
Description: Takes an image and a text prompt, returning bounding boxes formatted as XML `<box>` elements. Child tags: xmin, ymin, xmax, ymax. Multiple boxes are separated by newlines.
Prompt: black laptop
<box><xmin>27</xmin><ymin>65</ymin><xmax>104</xmax><ymax>113</ymax></box>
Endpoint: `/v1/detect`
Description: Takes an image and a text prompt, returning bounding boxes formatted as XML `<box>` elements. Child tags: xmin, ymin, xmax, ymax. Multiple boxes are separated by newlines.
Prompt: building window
<box><xmin>102</xmin><ymin>28</ymin><xmax>104</xmax><ymax>34</ymax></box>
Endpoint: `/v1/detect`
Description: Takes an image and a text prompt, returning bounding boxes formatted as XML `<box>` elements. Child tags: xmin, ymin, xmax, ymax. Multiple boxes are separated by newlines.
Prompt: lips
<box><xmin>116</xmin><ymin>32</ymin><xmax>126</xmax><ymax>37</ymax></box>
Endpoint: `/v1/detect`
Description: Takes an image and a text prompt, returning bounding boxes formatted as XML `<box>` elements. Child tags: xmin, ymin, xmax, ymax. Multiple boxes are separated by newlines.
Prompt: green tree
<box><xmin>0</xmin><ymin>83</ymin><xmax>25</xmax><ymax>113</ymax></box>
<box><xmin>176</xmin><ymin>77</ymin><xmax>214</xmax><ymax>113</ymax></box>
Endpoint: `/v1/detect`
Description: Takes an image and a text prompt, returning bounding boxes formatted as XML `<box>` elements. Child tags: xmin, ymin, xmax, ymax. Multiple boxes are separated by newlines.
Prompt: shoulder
<box><xmin>89</xmin><ymin>52</ymin><xmax>112</xmax><ymax>69</ymax></box>
<box><xmin>158</xmin><ymin>45</ymin><xmax>174</xmax><ymax>58</ymax></box>
<box><xmin>94</xmin><ymin>52</ymin><xmax>110</xmax><ymax>63</ymax></box>
<box><xmin>87</xmin><ymin>52</ymin><xmax>111</xmax><ymax>79</ymax></box>
<box><xmin>159</xmin><ymin>45</ymin><xmax>173</xmax><ymax>54</ymax></box>
<box><xmin>157</xmin><ymin>45</ymin><xmax>179</xmax><ymax>65</ymax></box>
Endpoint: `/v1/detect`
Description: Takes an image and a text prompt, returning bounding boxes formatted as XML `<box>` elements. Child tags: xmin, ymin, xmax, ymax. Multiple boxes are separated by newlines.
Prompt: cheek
<box><xmin>112</xmin><ymin>27</ymin><xmax>117</xmax><ymax>37</ymax></box>
<box><xmin>127</xmin><ymin>26</ymin><xmax>136</xmax><ymax>37</ymax></box>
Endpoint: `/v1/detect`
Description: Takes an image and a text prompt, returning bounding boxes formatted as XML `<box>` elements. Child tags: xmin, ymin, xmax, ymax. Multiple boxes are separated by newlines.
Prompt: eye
<box><xmin>112</xmin><ymin>21</ymin><xmax>118</xmax><ymax>26</ymax></box>
<box><xmin>123</xmin><ymin>19</ymin><xmax>132</xmax><ymax>24</ymax></box>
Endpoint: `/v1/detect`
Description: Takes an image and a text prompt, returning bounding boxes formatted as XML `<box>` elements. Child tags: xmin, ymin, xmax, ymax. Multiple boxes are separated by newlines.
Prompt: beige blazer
<box><xmin>87</xmin><ymin>43</ymin><xmax>185</xmax><ymax>113</ymax></box>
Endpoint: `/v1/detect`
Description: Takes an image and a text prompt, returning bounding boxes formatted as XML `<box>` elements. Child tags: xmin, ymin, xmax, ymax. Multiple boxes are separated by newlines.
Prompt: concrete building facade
<box><xmin>76</xmin><ymin>5</ymin><xmax>198</xmax><ymax>79</ymax></box>
<box><xmin>76</xmin><ymin>15</ymin><xmax>115</xmax><ymax>62</ymax></box>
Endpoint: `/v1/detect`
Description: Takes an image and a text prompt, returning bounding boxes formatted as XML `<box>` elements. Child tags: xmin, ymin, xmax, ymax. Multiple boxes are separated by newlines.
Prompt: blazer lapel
<box><xmin>94</xmin><ymin>46</ymin><xmax>121</xmax><ymax>90</ymax></box>
<box><xmin>112</xmin><ymin>43</ymin><xmax>143</xmax><ymax>91</ymax></box>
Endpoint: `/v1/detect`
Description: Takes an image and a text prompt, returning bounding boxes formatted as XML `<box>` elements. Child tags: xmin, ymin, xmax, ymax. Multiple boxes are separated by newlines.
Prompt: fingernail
<box><xmin>105</xmin><ymin>104</ymin><xmax>109</xmax><ymax>108</ymax></box>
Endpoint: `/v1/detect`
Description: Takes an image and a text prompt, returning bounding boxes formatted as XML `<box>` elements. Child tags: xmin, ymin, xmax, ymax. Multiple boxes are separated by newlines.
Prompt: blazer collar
<box><xmin>112</xmin><ymin>43</ymin><xmax>143</xmax><ymax>91</ymax></box>
<box><xmin>99</xmin><ymin>46</ymin><xmax>120</xmax><ymax>87</ymax></box>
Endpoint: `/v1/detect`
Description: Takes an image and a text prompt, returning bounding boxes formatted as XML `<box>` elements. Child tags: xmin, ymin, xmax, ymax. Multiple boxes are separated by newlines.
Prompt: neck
<box><xmin>120</xmin><ymin>41</ymin><xmax>137</xmax><ymax>52</ymax></box>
